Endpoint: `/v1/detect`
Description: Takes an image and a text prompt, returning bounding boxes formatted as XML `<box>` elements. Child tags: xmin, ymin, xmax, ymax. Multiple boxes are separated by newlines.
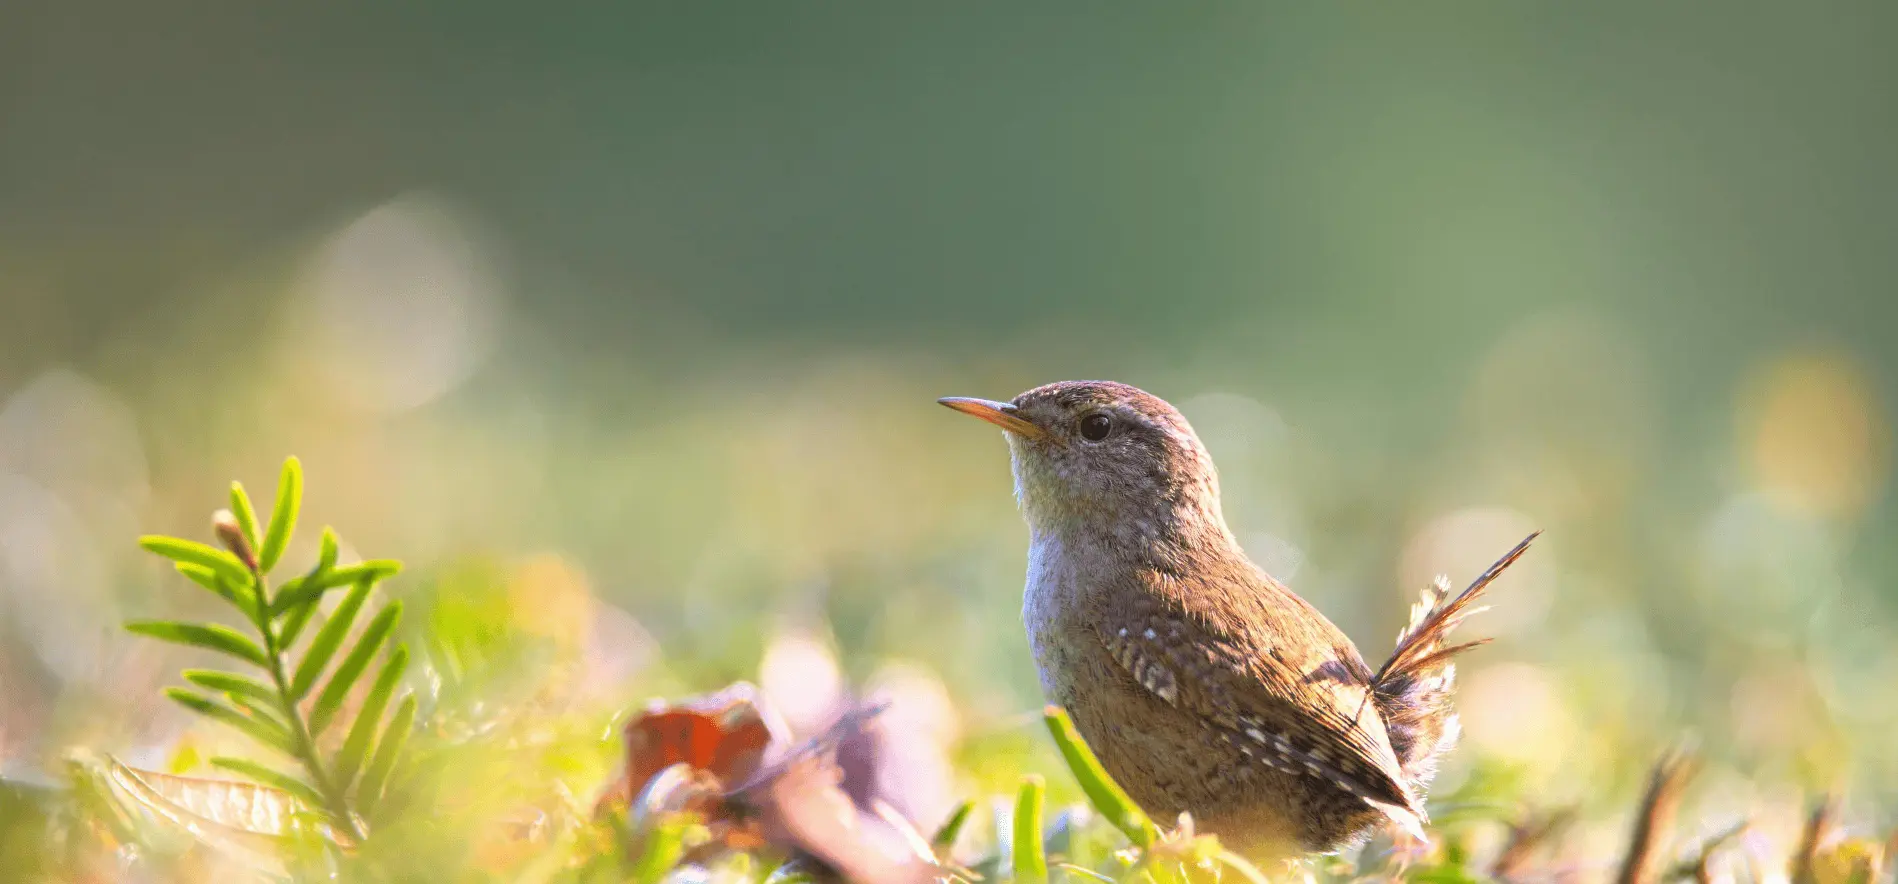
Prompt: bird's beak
<box><xmin>938</xmin><ymin>397</ymin><xmax>1048</xmax><ymax>441</ymax></box>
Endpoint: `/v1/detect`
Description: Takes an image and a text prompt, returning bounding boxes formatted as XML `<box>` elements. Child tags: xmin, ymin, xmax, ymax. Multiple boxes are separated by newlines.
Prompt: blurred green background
<box><xmin>3</xmin><ymin>0</ymin><xmax>1895</xmax><ymax>861</ymax></box>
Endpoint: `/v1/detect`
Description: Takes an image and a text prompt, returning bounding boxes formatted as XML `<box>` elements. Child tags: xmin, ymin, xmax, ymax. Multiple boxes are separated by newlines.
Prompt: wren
<box><xmin>940</xmin><ymin>380</ymin><xmax>1535</xmax><ymax>857</ymax></box>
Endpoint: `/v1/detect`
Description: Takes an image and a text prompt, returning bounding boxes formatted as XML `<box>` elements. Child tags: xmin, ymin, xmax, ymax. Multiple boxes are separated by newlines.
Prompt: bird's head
<box><xmin>940</xmin><ymin>380</ymin><xmax>1228</xmax><ymax>543</ymax></box>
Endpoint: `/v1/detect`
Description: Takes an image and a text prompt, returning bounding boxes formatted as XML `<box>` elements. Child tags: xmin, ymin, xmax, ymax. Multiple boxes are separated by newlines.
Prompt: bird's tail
<box><xmin>1371</xmin><ymin>533</ymin><xmax>1539</xmax><ymax>792</ymax></box>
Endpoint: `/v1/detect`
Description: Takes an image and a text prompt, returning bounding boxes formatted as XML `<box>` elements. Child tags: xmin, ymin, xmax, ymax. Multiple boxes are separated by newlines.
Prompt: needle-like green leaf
<box><xmin>271</xmin><ymin>574</ymin><xmax>307</xmax><ymax>613</ymax></box>
<box><xmin>1013</xmin><ymin>774</ymin><xmax>1049</xmax><ymax>884</ymax></box>
<box><xmin>357</xmin><ymin>695</ymin><xmax>414</xmax><ymax>814</ymax></box>
<box><xmin>272</xmin><ymin>563</ymin><xmax>340</xmax><ymax>648</ymax></box>
<box><xmin>317</xmin><ymin>526</ymin><xmax>339</xmax><ymax>572</ymax></box>
<box><xmin>309</xmin><ymin>602</ymin><xmax>402</xmax><ymax>737</ymax></box>
<box><xmin>127</xmin><ymin>621</ymin><xmax>270</xmax><ymax>669</ymax></box>
<box><xmin>333</xmin><ymin>645</ymin><xmax>408</xmax><ymax>789</ymax></box>
<box><xmin>289</xmin><ymin>579</ymin><xmax>372</xmax><ymax>700</ymax></box>
<box><xmin>269</xmin><ymin>560</ymin><xmax>400</xmax><ymax>618</ymax></box>
<box><xmin>182</xmin><ymin>670</ymin><xmax>281</xmax><ymax>709</ymax></box>
<box><xmin>276</xmin><ymin>595</ymin><xmax>319</xmax><ymax>650</ymax></box>
<box><xmin>164</xmin><ymin>688</ymin><xmax>297</xmax><ymax>756</ymax></box>
<box><xmin>228</xmin><ymin>481</ymin><xmax>261</xmax><ymax>552</ymax></box>
<box><xmin>207</xmin><ymin>757</ymin><xmax>326</xmax><ymax>810</ymax></box>
<box><xmin>269</xmin><ymin>575</ymin><xmax>324</xmax><ymax>622</ymax></box>
<box><xmin>257</xmin><ymin>456</ymin><xmax>301</xmax><ymax>574</ymax></box>
<box><xmin>227</xmin><ymin>695</ymin><xmax>296</xmax><ymax>739</ymax></box>
<box><xmin>139</xmin><ymin>537</ymin><xmax>251</xmax><ymax>588</ymax></box>
<box><xmin>174</xmin><ymin>563</ymin><xmax>249</xmax><ymax>608</ymax></box>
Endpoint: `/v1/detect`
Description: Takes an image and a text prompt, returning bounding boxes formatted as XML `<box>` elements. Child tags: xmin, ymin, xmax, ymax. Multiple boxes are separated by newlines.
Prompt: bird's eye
<box><xmin>1078</xmin><ymin>413</ymin><xmax>1113</xmax><ymax>442</ymax></box>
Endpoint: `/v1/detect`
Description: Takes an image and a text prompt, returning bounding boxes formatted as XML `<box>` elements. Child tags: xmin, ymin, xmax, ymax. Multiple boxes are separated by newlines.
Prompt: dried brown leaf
<box><xmin>1493</xmin><ymin>807</ymin><xmax>1577</xmax><ymax>882</ymax></box>
<box><xmin>1792</xmin><ymin>796</ymin><xmax>1838</xmax><ymax>884</ymax></box>
<box><xmin>753</xmin><ymin>753</ymin><xmax>934</xmax><ymax>884</ymax></box>
<box><xmin>1668</xmin><ymin>820</ymin><xmax>1749</xmax><ymax>884</ymax></box>
<box><xmin>1618</xmin><ymin>745</ymin><xmax>1701</xmax><ymax>884</ymax></box>
<box><xmin>94</xmin><ymin>754</ymin><xmax>322</xmax><ymax>876</ymax></box>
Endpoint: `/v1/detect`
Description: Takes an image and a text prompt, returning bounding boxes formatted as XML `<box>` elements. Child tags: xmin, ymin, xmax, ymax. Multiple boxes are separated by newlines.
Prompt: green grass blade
<box><xmin>1013</xmin><ymin>774</ymin><xmax>1049</xmax><ymax>884</ymax></box>
<box><xmin>332</xmin><ymin>645</ymin><xmax>408</xmax><ymax>789</ymax></box>
<box><xmin>207</xmin><ymin>756</ymin><xmax>326</xmax><ymax>809</ymax></box>
<box><xmin>126</xmin><ymin>621</ymin><xmax>270</xmax><ymax>669</ymax></box>
<box><xmin>164</xmin><ymin>688</ymin><xmax>298</xmax><ymax>756</ymax></box>
<box><xmin>228</xmin><ymin>481</ymin><xmax>261</xmax><ymax>551</ymax></box>
<box><xmin>1044</xmin><ymin>705</ymin><xmax>1156</xmax><ymax>847</ymax></box>
<box><xmin>309</xmin><ymin>602</ymin><xmax>402</xmax><ymax>736</ymax></box>
<box><xmin>258</xmin><ymin>456</ymin><xmax>301</xmax><ymax>573</ymax></box>
<box><xmin>1051</xmin><ymin>805</ymin><xmax>1096</xmax><ymax>872</ymax></box>
<box><xmin>289</xmin><ymin>579</ymin><xmax>372</xmax><ymax>700</ymax></box>
<box><xmin>358</xmin><ymin>694</ymin><xmax>414</xmax><ymax>813</ymax></box>
<box><xmin>182</xmin><ymin>669</ymin><xmax>280</xmax><ymax>708</ymax></box>
<box><xmin>422</xmin><ymin>627</ymin><xmax>463</xmax><ymax>687</ymax></box>
<box><xmin>931</xmin><ymin>798</ymin><xmax>975</xmax><ymax>853</ymax></box>
<box><xmin>629</xmin><ymin>816</ymin><xmax>695</xmax><ymax>884</ymax></box>
<box><xmin>139</xmin><ymin>536</ymin><xmax>251</xmax><ymax>588</ymax></box>
<box><xmin>761</xmin><ymin>863</ymin><xmax>822</xmax><ymax>884</ymax></box>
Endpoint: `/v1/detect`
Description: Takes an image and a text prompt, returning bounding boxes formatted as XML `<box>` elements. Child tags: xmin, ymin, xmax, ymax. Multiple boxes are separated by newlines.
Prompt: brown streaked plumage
<box><xmin>940</xmin><ymin>380</ymin><xmax>1536</xmax><ymax>857</ymax></box>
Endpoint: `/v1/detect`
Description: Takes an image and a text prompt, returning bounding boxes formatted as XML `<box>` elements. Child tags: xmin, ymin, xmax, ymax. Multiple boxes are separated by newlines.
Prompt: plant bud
<box><xmin>212</xmin><ymin>508</ymin><xmax>259</xmax><ymax>572</ymax></box>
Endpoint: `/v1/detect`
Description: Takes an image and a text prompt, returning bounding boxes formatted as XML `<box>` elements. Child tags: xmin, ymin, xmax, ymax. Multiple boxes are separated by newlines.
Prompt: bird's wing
<box><xmin>1095</xmin><ymin>567</ymin><xmax>1423</xmax><ymax>827</ymax></box>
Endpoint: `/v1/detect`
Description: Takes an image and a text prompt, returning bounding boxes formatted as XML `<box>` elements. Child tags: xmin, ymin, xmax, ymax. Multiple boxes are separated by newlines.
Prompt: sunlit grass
<box><xmin>1</xmin><ymin>459</ymin><xmax>1891</xmax><ymax>882</ymax></box>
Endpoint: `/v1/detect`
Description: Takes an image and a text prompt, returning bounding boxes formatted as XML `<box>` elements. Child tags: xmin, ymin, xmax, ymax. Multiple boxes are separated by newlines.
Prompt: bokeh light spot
<box><xmin>1742</xmin><ymin>348</ymin><xmax>1890</xmax><ymax>520</ymax></box>
<box><xmin>297</xmin><ymin>194</ymin><xmax>503</xmax><ymax>413</ymax></box>
<box><xmin>1399</xmin><ymin>506</ymin><xmax>1551</xmax><ymax>634</ymax></box>
<box><xmin>1460</xmin><ymin>662</ymin><xmax>1573</xmax><ymax>771</ymax></box>
<box><xmin>759</xmin><ymin>631</ymin><xmax>843</xmax><ymax>735</ymax></box>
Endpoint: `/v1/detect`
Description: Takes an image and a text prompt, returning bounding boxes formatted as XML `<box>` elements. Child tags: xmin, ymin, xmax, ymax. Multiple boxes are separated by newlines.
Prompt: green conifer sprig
<box><xmin>127</xmin><ymin>456</ymin><xmax>410</xmax><ymax>842</ymax></box>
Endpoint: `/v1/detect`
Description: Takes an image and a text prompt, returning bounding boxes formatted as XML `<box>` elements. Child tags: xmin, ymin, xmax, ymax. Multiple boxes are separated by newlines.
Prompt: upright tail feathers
<box><xmin>1372</xmin><ymin>532</ymin><xmax>1539</xmax><ymax>792</ymax></box>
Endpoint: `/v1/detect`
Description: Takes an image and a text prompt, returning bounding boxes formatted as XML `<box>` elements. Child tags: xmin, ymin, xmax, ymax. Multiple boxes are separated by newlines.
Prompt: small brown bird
<box><xmin>940</xmin><ymin>380</ymin><xmax>1535</xmax><ymax>857</ymax></box>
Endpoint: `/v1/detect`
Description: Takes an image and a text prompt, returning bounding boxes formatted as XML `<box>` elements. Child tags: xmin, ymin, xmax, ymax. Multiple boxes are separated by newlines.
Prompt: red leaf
<box><xmin>597</xmin><ymin>682</ymin><xmax>786</xmax><ymax>818</ymax></box>
<box><xmin>623</xmin><ymin>683</ymin><xmax>778</xmax><ymax>794</ymax></box>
